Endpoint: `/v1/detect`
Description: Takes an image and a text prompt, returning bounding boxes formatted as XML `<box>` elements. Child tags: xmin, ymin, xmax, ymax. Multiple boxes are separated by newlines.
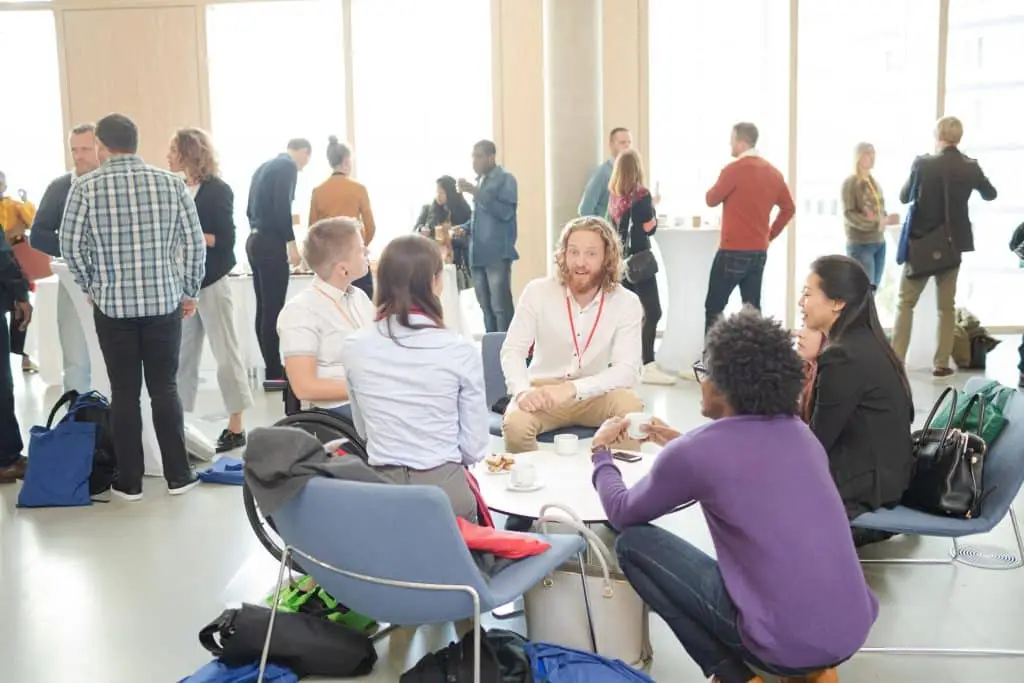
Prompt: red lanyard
<box><xmin>566</xmin><ymin>292</ymin><xmax>605</xmax><ymax>368</ymax></box>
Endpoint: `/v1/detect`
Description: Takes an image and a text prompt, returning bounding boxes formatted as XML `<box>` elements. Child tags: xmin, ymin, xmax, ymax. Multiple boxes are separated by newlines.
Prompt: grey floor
<box><xmin>2</xmin><ymin>339</ymin><xmax>1024</xmax><ymax>683</ymax></box>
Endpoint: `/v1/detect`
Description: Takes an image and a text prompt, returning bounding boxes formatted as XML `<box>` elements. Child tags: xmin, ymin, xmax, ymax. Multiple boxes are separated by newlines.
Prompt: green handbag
<box><xmin>932</xmin><ymin>380</ymin><xmax>1014</xmax><ymax>445</ymax></box>
<box><xmin>267</xmin><ymin>575</ymin><xmax>378</xmax><ymax>635</ymax></box>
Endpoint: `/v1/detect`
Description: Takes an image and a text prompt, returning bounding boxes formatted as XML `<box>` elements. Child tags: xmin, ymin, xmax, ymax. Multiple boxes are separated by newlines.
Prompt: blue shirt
<box><xmin>464</xmin><ymin>166</ymin><xmax>518</xmax><ymax>268</ymax></box>
<box><xmin>340</xmin><ymin>315</ymin><xmax>489</xmax><ymax>470</ymax></box>
<box><xmin>62</xmin><ymin>155</ymin><xmax>206</xmax><ymax>319</ymax></box>
<box><xmin>578</xmin><ymin>159</ymin><xmax>613</xmax><ymax>218</ymax></box>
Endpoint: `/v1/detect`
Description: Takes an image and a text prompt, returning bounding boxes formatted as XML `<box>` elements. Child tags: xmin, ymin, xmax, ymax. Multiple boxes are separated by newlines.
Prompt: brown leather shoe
<box><xmin>0</xmin><ymin>456</ymin><xmax>27</xmax><ymax>484</ymax></box>
<box><xmin>932</xmin><ymin>366</ymin><xmax>955</xmax><ymax>378</ymax></box>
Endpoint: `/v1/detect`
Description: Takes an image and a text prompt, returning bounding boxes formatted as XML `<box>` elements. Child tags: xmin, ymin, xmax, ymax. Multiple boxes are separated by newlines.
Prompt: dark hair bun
<box><xmin>328</xmin><ymin>135</ymin><xmax>339</xmax><ymax>145</ymax></box>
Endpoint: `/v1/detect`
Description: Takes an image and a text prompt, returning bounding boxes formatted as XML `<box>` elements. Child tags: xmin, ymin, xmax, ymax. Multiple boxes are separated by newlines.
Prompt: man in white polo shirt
<box><xmin>501</xmin><ymin>216</ymin><xmax>645</xmax><ymax>453</ymax></box>
<box><xmin>277</xmin><ymin>216</ymin><xmax>374</xmax><ymax>419</ymax></box>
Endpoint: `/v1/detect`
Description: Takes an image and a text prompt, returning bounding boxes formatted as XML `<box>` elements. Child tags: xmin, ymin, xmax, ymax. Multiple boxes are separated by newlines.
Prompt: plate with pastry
<box><xmin>483</xmin><ymin>453</ymin><xmax>515</xmax><ymax>475</ymax></box>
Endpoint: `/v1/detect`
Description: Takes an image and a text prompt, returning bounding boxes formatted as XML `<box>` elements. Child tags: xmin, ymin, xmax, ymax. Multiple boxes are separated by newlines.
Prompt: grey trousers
<box><xmin>373</xmin><ymin>461</ymin><xmax>478</xmax><ymax>522</ymax></box>
<box><xmin>177</xmin><ymin>276</ymin><xmax>254</xmax><ymax>415</ymax></box>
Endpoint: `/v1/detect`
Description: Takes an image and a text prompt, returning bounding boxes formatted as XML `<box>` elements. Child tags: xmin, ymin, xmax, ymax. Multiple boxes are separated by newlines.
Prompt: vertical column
<box><xmin>545</xmin><ymin>0</ymin><xmax>603</xmax><ymax>244</ymax></box>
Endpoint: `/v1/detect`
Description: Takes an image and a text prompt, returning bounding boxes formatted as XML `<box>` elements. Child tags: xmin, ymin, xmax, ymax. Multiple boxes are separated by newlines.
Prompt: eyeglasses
<box><xmin>692</xmin><ymin>360</ymin><xmax>709</xmax><ymax>384</ymax></box>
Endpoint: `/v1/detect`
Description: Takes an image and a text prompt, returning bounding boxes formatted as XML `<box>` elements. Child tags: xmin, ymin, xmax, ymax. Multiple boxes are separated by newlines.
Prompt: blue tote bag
<box><xmin>896</xmin><ymin>159</ymin><xmax>922</xmax><ymax>266</ymax></box>
<box><xmin>17</xmin><ymin>421</ymin><xmax>97</xmax><ymax>508</ymax></box>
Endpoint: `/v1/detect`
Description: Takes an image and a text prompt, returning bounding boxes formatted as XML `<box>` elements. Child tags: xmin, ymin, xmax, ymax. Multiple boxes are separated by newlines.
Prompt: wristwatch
<box><xmin>590</xmin><ymin>443</ymin><xmax>611</xmax><ymax>461</ymax></box>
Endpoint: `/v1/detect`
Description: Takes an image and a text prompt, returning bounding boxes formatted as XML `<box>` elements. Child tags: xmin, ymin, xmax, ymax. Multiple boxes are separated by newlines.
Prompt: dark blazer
<box><xmin>0</xmin><ymin>235</ymin><xmax>29</xmax><ymax>311</ymax></box>
<box><xmin>29</xmin><ymin>172</ymin><xmax>73</xmax><ymax>257</ymax></box>
<box><xmin>899</xmin><ymin>147</ymin><xmax>997</xmax><ymax>253</ymax></box>
<box><xmin>193</xmin><ymin>176</ymin><xmax>237</xmax><ymax>288</ymax></box>
<box><xmin>810</xmin><ymin>326</ymin><xmax>915</xmax><ymax>520</ymax></box>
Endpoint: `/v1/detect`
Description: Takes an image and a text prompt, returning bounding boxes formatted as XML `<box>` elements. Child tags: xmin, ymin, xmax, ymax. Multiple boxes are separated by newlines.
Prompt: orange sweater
<box><xmin>308</xmin><ymin>173</ymin><xmax>376</xmax><ymax>246</ymax></box>
<box><xmin>706</xmin><ymin>155</ymin><xmax>794</xmax><ymax>251</ymax></box>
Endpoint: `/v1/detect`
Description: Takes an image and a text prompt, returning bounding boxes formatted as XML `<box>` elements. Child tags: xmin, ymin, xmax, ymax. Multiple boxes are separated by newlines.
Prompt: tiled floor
<box><xmin>2</xmin><ymin>339</ymin><xmax>1024</xmax><ymax>682</ymax></box>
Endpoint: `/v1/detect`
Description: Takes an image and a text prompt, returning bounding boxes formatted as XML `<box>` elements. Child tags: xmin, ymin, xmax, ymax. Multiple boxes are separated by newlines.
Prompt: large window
<box><xmin>795</xmin><ymin>0</ymin><xmax>939</xmax><ymax>326</ymax></box>
<box><xmin>206</xmin><ymin>0</ymin><xmax>346</xmax><ymax>264</ymax></box>
<box><xmin>0</xmin><ymin>10</ymin><xmax>65</xmax><ymax>204</ymax></box>
<box><xmin>350</xmin><ymin>0</ymin><xmax>492</xmax><ymax>255</ymax></box>
<box><xmin>649</xmin><ymin>0</ymin><xmax>791</xmax><ymax>320</ymax></box>
<box><xmin>945</xmin><ymin>1</ymin><xmax>1024</xmax><ymax>327</ymax></box>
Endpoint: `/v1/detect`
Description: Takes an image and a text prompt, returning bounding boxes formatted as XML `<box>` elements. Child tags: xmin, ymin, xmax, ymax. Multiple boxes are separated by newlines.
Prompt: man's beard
<box><xmin>569</xmin><ymin>270</ymin><xmax>602</xmax><ymax>294</ymax></box>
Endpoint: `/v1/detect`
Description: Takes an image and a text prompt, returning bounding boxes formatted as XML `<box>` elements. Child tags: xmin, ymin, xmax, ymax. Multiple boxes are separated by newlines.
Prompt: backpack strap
<box><xmin>46</xmin><ymin>390</ymin><xmax>80</xmax><ymax>429</ymax></box>
<box><xmin>198</xmin><ymin>608</ymin><xmax>237</xmax><ymax>657</ymax></box>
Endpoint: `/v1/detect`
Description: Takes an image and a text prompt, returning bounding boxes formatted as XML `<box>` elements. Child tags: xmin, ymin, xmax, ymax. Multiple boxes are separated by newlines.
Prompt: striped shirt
<box><xmin>61</xmin><ymin>155</ymin><xmax>206</xmax><ymax>319</ymax></box>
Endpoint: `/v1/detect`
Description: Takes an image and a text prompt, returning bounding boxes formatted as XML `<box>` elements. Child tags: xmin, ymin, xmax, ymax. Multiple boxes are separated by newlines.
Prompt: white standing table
<box><xmin>471</xmin><ymin>449</ymin><xmax>655</xmax><ymax>524</ymax></box>
<box><xmin>654</xmin><ymin>228</ymin><xmax>721</xmax><ymax>374</ymax></box>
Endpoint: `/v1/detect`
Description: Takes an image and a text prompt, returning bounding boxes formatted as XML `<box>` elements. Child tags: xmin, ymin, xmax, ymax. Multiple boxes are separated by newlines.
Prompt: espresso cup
<box><xmin>510</xmin><ymin>462</ymin><xmax>538</xmax><ymax>489</ymax></box>
<box><xmin>553</xmin><ymin>433</ymin><xmax>579</xmax><ymax>456</ymax></box>
<box><xmin>624</xmin><ymin>412</ymin><xmax>654</xmax><ymax>441</ymax></box>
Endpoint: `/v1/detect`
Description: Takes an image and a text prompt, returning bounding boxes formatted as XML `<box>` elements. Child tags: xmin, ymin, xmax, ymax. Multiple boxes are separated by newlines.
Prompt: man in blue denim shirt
<box><xmin>456</xmin><ymin>140</ymin><xmax>518</xmax><ymax>333</ymax></box>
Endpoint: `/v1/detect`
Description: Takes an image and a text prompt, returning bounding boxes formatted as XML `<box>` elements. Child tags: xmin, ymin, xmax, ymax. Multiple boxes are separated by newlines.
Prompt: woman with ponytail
<box><xmin>799</xmin><ymin>255</ymin><xmax>914</xmax><ymax>547</ymax></box>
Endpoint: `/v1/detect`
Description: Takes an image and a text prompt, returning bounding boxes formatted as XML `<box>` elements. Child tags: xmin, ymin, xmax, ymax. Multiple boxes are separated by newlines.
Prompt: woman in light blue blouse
<box><xmin>339</xmin><ymin>234</ymin><xmax>489</xmax><ymax>521</ymax></box>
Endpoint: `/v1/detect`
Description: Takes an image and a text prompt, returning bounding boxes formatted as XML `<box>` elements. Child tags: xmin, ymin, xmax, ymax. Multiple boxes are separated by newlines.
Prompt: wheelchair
<box><xmin>242</xmin><ymin>383</ymin><xmax>368</xmax><ymax>572</ymax></box>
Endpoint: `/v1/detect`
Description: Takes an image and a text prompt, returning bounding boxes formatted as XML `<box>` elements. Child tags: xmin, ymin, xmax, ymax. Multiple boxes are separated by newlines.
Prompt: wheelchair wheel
<box><xmin>242</xmin><ymin>410</ymin><xmax>368</xmax><ymax>573</ymax></box>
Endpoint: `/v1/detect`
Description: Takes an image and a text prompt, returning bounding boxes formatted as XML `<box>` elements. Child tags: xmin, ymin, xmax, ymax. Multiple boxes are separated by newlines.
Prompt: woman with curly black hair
<box><xmin>588</xmin><ymin>308</ymin><xmax>876</xmax><ymax>683</ymax></box>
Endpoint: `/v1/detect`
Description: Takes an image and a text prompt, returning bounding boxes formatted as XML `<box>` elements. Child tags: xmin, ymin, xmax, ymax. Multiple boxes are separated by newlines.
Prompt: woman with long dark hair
<box><xmin>414</xmin><ymin>175</ymin><xmax>473</xmax><ymax>287</ymax></box>
<box><xmin>800</xmin><ymin>254</ymin><xmax>914</xmax><ymax>546</ymax></box>
<box><xmin>339</xmin><ymin>234</ymin><xmax>488</xmax><ymax>521</ymax></box>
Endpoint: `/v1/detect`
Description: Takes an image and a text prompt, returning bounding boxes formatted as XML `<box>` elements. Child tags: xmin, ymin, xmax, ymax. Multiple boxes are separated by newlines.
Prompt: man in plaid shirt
<box><xmin>62</xmin><ymin>113</ymin><xmax>206</xmax><ymax>500</ymax></box>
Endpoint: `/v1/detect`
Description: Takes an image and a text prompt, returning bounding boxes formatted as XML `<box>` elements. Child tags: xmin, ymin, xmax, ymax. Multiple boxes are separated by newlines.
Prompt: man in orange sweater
<box><xmin>704</xmin><ymin>122</ymin><xmax>794</xmax><ymax>334</ymax></box>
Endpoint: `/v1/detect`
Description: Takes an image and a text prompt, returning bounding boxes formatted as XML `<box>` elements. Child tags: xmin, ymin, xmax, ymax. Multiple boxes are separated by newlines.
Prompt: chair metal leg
<box><xmin>575</xmin><ymin>551</ymin><xmax>598</xmax><ymax>653</ymax></box>
<box><xmin>469</xmin><ymin>589</ymin><xmax>482</xmax><ymax>683</ymax></box>
<box><xmin>257</xmin><ymin>545</ymin><xmax>293</xmax><ymax>683</ymax></box>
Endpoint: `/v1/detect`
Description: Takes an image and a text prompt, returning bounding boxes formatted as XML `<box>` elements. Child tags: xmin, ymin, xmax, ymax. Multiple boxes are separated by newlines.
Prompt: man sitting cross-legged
<box><xmin>501</xmin><ymin>216</ymin><xmax>645</xmax><ymax>454</ymax></box>
<box><xmin>277</xmin><ymin>216</ymin><xmax>374</xmax><ymax>419</ymax></box>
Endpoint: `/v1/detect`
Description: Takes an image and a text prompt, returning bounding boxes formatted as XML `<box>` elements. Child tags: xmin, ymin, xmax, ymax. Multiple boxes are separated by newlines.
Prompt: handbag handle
<box><xmin>45</xmin><ymin>390</ymin><xmax>80</xmax><ymax>429</ymax></box>
<box><xmin>536</xmin><ymin>509</ymin><xmax>615</xmax><ymax>598</ymax></box>
<box><xmin>919</xmin><ymin>386</ymin><xmax>958</xmax><ymax>438</ymax></box>
<box><xmin>198</xmin><ymin>608</ymin><xmax>238</xmax><ymax>656</ymax></box>
<box><xmin>958</xmin><ymin>392</ymin><xmax>986</xmax><ymax>435</ymax></box>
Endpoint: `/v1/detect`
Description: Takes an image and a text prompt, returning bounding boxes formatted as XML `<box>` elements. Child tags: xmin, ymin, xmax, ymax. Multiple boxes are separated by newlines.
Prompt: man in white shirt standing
<box><xmin>501</xmin><ymin>216</ymin><xmax>645</xmax><ymax>454</ymax></box>
<box><xmin>277</xmin><ymin>216</ymin><xmax>374</xmax><ymax>418</ymax></box>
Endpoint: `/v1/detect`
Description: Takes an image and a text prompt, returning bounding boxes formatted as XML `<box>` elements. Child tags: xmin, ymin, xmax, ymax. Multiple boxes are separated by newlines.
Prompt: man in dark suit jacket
<box><xmin>892</xmin><ymin>116</ymin><xmax>997</xmax><ymax>376</ymax></box>
<box><xmin>0</xmin><ymin>236</ymin><xmax>31</xmax><ymax>483</ymax></box>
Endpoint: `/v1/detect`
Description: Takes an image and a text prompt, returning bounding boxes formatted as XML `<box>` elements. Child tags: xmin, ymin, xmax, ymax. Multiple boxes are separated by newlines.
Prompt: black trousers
<box><xmin>352</xmin><ymin>271</ymin><xmax>374</xmax><ymax>300</ymax></box>
<box><xmin>0</xmin><ymin>312</ymin><xmax>23</xmax><ymax>467</ymax></box>
<box><xmin>93</xmin><ymin>308</ymin><xmax>190</xmax><ymax>488</ymax></box>
<box><xmin>246</xmin><ymin>231</ymin><xmax>289</xmax><ymax>380</ymax></box>
<box><xmin>8</xmin><ymin>311</ymin><xmax>26</xmax><ymax>356</ymax></box>
<box><xmin>623</xmin><ymin>275</ymin><xmax>662</xmax><ymax>366</ymax></box>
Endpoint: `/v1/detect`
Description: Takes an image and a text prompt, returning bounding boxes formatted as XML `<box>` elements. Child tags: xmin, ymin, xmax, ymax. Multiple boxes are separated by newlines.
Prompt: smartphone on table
<box><xmin>612</xmin><ymin>451</ymin><xmax>642</xmax><ymax>463</ymax></box>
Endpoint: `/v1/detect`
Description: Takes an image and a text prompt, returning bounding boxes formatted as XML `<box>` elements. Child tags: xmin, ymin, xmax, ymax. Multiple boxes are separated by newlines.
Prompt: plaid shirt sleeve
<box><xmin>177</xmin><ymin>183</ymin><xmax>206</xmax><ymax>299</ymax></box>
<box><xmin>61</xmin><ymin>179</ymin><xmax>94</xmax><ymax>294</ymax></box>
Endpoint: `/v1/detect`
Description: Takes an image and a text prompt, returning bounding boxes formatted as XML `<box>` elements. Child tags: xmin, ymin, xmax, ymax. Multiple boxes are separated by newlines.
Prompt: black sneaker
<box><xmin>112</xmin><ymin>483</ymin><xmax>143</xmax><ymax>502</ymax></box>
<box><xmin>168</xmin><ymin>470</ymin><xmax>201</xmax><ymax>496</ymax></box>
<box><xmin>215</xmin><ymin>429</ymin><xmax>247</xmax><ymax>453</ymax></box>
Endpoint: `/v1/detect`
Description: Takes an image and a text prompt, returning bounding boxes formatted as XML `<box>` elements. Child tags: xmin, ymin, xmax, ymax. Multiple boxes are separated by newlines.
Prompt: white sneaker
<box><xmin>641</xmin><ymin>363</ymin><xmax>678</xmax><ymax>386</ymax></box>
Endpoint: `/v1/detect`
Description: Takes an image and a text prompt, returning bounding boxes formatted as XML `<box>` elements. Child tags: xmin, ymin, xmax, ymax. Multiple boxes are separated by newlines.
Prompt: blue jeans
<box><xmin>327</xmin><ymin>404</ymin><xmax>353</xmax><ymax>422</ymax></box>
<box><xmin>615</xmin><ymin>525</ymin><xmax>827</xmax><ymax>683</ymax></box>
<box><xmin>472</xmin><ymin>260</ymin><xmax>515</xmax><ymax>333</ymax></box>
<box><xmin>846</xmin><ymin>241</ymin><xmax>886</xmax><ymax>288</ymax></box>
<box><xmin>704</xmin><ymin>250</ymin><xmax>767</xmax><ymax>335</ymax></box>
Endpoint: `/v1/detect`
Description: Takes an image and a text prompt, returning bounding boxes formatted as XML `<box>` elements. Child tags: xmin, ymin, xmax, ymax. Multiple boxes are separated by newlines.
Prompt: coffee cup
<box><xmin>510</xmin><ymin>462</ymin><xmax>538</xmax><ymax>489</ymax></box>
<box><xmin>624</xmin><ymin>412</ymin><xmax>654</xmax><ymax>441</ymax></box>
<box><xmin>553</xmin><ymin>433</ymin><xmax>578</xmax><ymax>456</ymax></box>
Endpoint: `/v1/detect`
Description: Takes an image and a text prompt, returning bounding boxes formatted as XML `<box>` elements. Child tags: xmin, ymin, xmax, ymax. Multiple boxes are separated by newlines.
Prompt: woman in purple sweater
<box><xmin>590</xmin><ymin>309</ymin><xmax>876</xmax><ymax>683</ymax></box>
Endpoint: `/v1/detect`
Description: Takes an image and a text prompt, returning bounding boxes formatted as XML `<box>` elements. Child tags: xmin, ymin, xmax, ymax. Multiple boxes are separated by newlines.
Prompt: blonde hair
<box><xmin>609</xmin><ymin>149</ymin><xmax>645</xmax><ymax>197</ymax></box>
<box><xmin>935</xmin><ymin>116</ymin><xmax>964</xmax><ymax>145</ymax></box>
<box><xmin>303</xmin><ymin>216</ymin><xmax>362</xmax><ymax>278</ymax></box>
<box><xmin>171</xmin><ymin>127</ymin><xmax>219</xmax><ymax>181</ymax></box>
<box><xmin>553</xmin><ymin>216</ymin><xmax>623</xmax><ymax>293</ymax></box>
<box><xmin>853</xmin><ymin>142</ymin><xmax>874</xmax><ymax>175</ymax></box>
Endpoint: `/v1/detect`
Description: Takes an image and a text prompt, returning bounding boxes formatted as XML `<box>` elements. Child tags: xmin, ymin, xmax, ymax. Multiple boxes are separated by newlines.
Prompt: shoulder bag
<box><xmin>905</xmin><ymin>164</ymin><xmax>961</xmax><ymax>279</ymax></box>
<box><xmin>622</xmin><ymin>199</ymin><xmax>658</xmax><ymax>284</ymax></box>
<box><xmin>523</xmin><ymin>503</ymin><xmax>652</xmax><ymax>668</ymax></box>
<box><xmin>903</xmin><ymin>387</ymin><xmax>987</xmax><ymax>518</ymax></box>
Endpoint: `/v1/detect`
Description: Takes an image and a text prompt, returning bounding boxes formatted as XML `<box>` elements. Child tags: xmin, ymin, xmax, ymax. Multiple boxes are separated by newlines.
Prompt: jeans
<box><xmin>0</xmin><ymin>313</ymin><xmax>23</xmax><ymax>467</ymax></box>
<box><xmin>352</xmin><ymin>272</ymin><xmax>374</xmax><ymax>300</ymax></box>
<box><xmin>58</xmin><ymin>282</ymin><xmax>91</xmax><ymax>393</ymax></box>
<box><xmin>623</xmin><ymin>275</ymin><xmax>661</xmax><ymax>365</ymax></box>
<box><xmin>472</xmin><ymin>260</ymin><xmax>514</xmax><ymax>333</ymax></box>
<box><xmin>94</xmin><ymin>308</ymin><xmax>191</xmax><ymax>488</ymax></box>
<box><xmin>616</xmin><ymin>525</ymin><xmax>825</xmax><ymax>683</ymax></box>
<box><xmin>704</xmin><ymin>250</ymin><xmax>767</xmax><ymax>335</ymax></box>
<box><xmin>846</xmin><ymin>241</ymin><xmax>886</xmax><ymax>288</ymax></box>
<box><xmin>177</xmin><ymin>276</ymin><xmax>254</xmax><ymax>414</ymax></box>
<box><xmin>8</xmin><ymin>310</ymin><xmax>26</xmax><ymax>356</ymax></box>
<box><xmin>247</xmin><ymin>231</ymin><xmax>290</xmax><ymax>380</ymax></box>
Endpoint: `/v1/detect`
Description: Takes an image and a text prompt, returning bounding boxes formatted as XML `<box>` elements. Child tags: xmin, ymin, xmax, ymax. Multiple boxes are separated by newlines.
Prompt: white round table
<box><xmin>471</xmin><ymin>449</ymin><xmax>655</xmax><ymax>524</ymax></box>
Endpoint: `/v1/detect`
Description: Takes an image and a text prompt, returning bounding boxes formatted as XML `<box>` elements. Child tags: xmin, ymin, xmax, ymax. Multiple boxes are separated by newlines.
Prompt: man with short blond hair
<box><xmin>501</xmin><ymin>216</ymin><xmax>644</xmax><ymax>454</ymax></box>
<box><xmin>277</xmin><ymin>217</ymin><xmax>374</xmax><ymax>416</ymax></box>
<box><xmin>892</xmin><ymin>116</ymin><xmax>997</xmax><ymax>376</ymax></box>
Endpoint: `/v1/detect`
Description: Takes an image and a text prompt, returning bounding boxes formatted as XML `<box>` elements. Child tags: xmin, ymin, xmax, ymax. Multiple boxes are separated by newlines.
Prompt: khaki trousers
<box><xmin>891</xmin><ymin>266</ymin><xmax>959</xmax><ymax>369</ymax></box>
<box><xmin>502</xmin><ymin>381</ymin><xmax>644</xmax><ymax>453</ymax></box>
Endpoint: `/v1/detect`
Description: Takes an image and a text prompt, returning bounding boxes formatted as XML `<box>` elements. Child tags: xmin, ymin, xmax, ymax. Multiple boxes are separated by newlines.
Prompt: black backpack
<box><xmin>400</xmin><ymin>628</ymin><xmax>531</xmax><ymax>683</ymax></box>
<box><xmin>45</xmin><ymin>390</ymin><xmax>117</xmax><ymax>496</ymax></box>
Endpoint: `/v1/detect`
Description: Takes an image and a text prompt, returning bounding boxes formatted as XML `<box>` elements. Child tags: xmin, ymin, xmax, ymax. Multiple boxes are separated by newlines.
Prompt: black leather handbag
<box><xmin>906</xmin><ymin>166</ymin><xmax>961</xmax><ymax>279</ymax></box>
<box><xmin>903</xmin><ymin>387</ymin><xmax>987</xmax><ymax>519</ymax></box>
<box><xmin>623</xmin><ymin>211</ymin><xmax>658</xmax><ymax>284</ymax></box>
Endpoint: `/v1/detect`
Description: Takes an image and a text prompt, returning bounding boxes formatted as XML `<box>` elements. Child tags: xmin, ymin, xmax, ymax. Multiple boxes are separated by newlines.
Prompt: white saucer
<box><xmin>483</xmin><ymin>468</ymin><xmax>511</xmax><ymax>476</ymax></box>
<box><xmin>506</xmin><ymin>481</ymin><xmax>544</xmax><ymax>493</ymax></box>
